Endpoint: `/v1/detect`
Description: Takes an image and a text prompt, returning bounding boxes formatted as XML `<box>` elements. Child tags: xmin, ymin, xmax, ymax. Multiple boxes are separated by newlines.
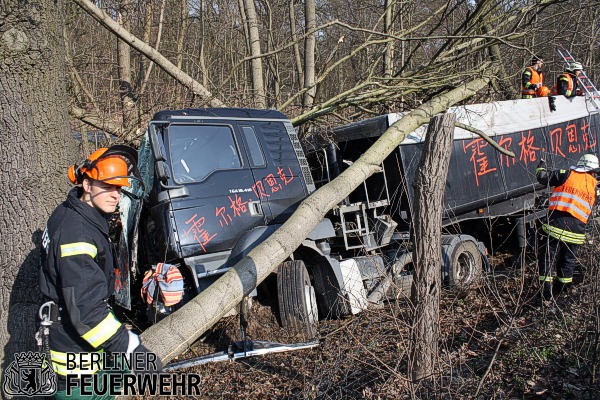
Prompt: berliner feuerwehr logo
<box><xmin>3</xmin><ymin>352</ymin><xmax>57</xmax><ymax>396</ymax></box>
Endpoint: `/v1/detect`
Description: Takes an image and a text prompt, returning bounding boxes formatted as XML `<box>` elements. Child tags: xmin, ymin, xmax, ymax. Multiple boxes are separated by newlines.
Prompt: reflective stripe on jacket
<box><xmin>548</xmin><ymin>171</ymin><xmax>597</xmax><ymax>223</ymax></box>
<box><xmin>522</xmin><ymin>67</ymin><xmax>543</xmax><ymax>96</ymax></box>
<box><xmin>553</xmin><ymin>73</ymin><xmax>575</xmax><ymax>97</ymax></box>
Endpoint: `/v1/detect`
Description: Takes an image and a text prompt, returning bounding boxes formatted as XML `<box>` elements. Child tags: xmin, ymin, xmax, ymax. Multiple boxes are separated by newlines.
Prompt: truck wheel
<box><xmin>277</xmin><ymin>260</ymin><xmax>319</xmax><ymax>338</ymax></box>
<box><xmin>311</xmin><ymin>262</ymin><xmax>351</xmax><ymax>319</ymax></box>
<box><xmin>448</xmin><ymin>241</ymin><xmax>482</xmax><ymax>288</ymax></box>
<box><xmin>392</xmin><ymin>252</ymin><xmax>414</xmax><ymax>298</ymax></box>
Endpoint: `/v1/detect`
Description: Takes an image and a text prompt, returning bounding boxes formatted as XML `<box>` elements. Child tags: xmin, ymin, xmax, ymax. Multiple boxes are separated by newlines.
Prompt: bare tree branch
<box><xmin>72</xmin><ymin>0</ymin><xmax>225</xmax><ymax>108</ymax></box>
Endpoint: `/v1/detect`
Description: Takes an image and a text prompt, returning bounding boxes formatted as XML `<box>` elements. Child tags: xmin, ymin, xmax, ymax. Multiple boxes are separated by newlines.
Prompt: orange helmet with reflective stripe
<box><xmin>68</xmin><ymin>145</ymin><xmax>139</xmax><ymax>187</ymax></box>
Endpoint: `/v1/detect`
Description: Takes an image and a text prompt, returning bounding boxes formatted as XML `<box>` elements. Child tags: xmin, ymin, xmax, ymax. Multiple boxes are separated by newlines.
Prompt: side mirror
<box><xmin>149</xmin><ymin>123</ymin><xmax>168</xmax><ymax>183</ymax></box>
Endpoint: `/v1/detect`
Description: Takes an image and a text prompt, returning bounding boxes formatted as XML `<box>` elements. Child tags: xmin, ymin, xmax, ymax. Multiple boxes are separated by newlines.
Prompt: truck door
<box><xmin>237</xmin><ymin>121</ymin><xmax>312</xmax><ymax>224</ymax></box>
<box><xmin>165</xmin><ymin>123</ymin><xmax>267</xmax><ymax>256</ymax></box>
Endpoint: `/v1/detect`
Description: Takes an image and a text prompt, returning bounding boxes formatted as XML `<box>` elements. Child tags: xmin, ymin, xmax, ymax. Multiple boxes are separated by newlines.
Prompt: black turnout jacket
<box><xmin>40</xmin><ymin>187</ymin><xmax>129</xmax><ymax>376</ymax></box>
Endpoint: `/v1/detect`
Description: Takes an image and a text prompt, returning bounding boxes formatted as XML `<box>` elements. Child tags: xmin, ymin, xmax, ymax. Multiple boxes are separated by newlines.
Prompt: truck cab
<box><xmin>135</xmin><ymin>108</ymin><xmax>316</xmax><ymax>296</ymax></box>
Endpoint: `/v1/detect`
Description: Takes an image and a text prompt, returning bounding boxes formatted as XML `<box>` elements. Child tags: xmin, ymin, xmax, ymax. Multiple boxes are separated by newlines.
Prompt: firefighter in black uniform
<box><xmin>536</xmin><ymin>154</ymin><xmax>600</xmax><ymax>301</ymax></box>
<box><xmin>522</xmin><ymin>55</ymin><xmax>545</xmax><ymax>99</ymax></box>
<box><xmin>39</xmin><ymin>145</ymin><xmax>161</xmax><ymax>399</ymax></box>
<box><xmin>555</xmin><ymin>61</ymin><xmax>583</xmax><ymax>98</ymax></box>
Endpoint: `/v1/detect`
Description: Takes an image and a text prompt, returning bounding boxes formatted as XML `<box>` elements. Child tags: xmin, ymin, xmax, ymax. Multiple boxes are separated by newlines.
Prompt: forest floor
<box><xmin>142</xmin><ymin>229</ymin><xmax>600</xmax><ymax>400</ymax></box>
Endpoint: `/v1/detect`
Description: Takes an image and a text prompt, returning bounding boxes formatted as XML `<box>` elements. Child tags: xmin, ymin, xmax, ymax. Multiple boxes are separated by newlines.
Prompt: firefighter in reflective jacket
<box><xmin>554</xmin><ymin>61</ymin><xmax>583</xmax><ymax>98</ymax></box>
<box><xmin>39</xmin><ymin>145</ymin><xmax>161</xmax><ymax>398</ymax></box>
<box><xmin>536</xmin><ymin>154</ymin><xmax>600</xmax><ymax>300</ymax></box>
<box><xmin>522</xmin><ymin>56</ymin><xmax>544</xmax><ymax>99</ymax></box>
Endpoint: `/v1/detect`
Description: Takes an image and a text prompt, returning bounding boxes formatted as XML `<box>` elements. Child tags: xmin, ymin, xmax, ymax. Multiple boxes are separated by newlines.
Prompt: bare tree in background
<box><xmin>241</xmin><ymin>0</ymin><xmax>266</xmax><ymax>108</ymax></box>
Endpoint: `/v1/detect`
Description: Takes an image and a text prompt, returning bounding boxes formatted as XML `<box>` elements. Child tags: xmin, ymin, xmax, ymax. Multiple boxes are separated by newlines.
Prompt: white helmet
<box><xmin>576</xmin><ymin>154</ymin><xmax>599</xmax><ymax>171</ymax></box>
<box><xmin>568</xmin><ymin>61</ymin><xmax>583</xmax><ymax>71</ymax></box>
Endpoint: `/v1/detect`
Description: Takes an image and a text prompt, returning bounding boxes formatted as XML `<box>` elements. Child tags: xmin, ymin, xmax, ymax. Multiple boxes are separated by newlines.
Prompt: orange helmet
<box><xmin>68</xmin><ymin>145</ymin><xmax>139</xmax><ymax>187</ymax></box>
<box><xmin>536</xmin><ymin>85</ymin><xmax>551</xmax><ymax>97</ymax></box>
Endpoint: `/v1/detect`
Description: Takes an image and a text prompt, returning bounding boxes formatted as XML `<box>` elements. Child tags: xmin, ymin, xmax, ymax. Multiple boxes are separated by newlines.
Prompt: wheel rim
<box><xmin>456</xmin><ymin>251</ymin><xmax>475</xmax><ymax>283</ymax></box>
<box><xmin>304</xmin><ymin>284</ymin><xmax>318</xmax><ymax>325</ymax></box>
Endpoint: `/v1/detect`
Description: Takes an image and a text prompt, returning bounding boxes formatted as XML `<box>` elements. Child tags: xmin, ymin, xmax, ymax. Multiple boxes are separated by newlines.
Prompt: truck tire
<box><xmin>277</xmin><ymin>260</ymin><xmax>319</xmax><ymax>338</ymax></box>
<box><xmin>311</xmin><ymin>262</ymin><xmax>351</xmax><ymax>319</ymax></box>
<box><xmin>448</xmin><ymin>241</ymin><xmax>482</xmax><ymax>288</ymax></box>
<box><xmin>392</xmin><ymin>252</ymin><xmax>414</xmax><ymax>298</ymax></box>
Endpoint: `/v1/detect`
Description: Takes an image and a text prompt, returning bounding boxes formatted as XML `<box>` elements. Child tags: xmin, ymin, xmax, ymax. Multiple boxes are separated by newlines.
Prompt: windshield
<box><xmin>168</xmin><ymin>124</ymin><xmax>242</xmax><ymax>183</ymax></box>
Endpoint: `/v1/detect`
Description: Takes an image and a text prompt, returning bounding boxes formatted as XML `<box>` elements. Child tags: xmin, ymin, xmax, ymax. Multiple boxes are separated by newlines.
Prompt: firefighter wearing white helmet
<box><xmin>536</xmin><ymin>154</ymin><xmax>600</xmax><ymax>301</ymax></box>
<box><xmin>554</xmin><ymin>61</ymin><xmax>584</xmax><ymax>98</ymax></box>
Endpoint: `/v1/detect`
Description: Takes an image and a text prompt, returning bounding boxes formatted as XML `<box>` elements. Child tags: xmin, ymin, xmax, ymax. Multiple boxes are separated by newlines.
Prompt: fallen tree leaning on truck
<box><xmin>139</xmin><ymin>77</ymin><xmax>493</xmax><ymax>365</ymax></box>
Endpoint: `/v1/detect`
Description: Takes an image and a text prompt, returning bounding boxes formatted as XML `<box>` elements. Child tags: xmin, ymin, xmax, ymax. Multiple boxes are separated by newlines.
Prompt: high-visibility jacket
<box><xmin>40</xmin><ymin>188</ymin><xmax>129</xmax><ymax>378</ymax></box>
<box><xmin>548</xmin><ymin>171</ymin><xmax>597</xmax><ymax>224</ymax></box>
<box><xmin>555</xmin><ymin>72</ymin><xmax>581</xmax><ymax>98</ymax></box>
<box><xmin>522</xmin><ymin>67</ymin><xmax>544</xmax><ymax>97</ymax></box>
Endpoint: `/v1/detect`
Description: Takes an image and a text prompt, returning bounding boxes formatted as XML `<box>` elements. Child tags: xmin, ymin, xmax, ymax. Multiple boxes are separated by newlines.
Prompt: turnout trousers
<box><xmin>538</xmin><ymin>233</ymin><xmax>578</xmax><ymax>299</ymax></box>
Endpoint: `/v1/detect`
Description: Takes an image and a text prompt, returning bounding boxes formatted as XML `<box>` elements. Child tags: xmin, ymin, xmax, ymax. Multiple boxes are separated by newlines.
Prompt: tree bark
<box><xmin>141</xmin><ymin>78</ymin><xmax>490</xmax><ymax>364</ymax></box>
<box><xmin>408</xmin><ymin>113</ymin><xmax>455</xmax><ymax>383</ymax></box>
<box><xmin>175</xmin><ymin>0</ymin><xmax>189</xmax><ymax>104</ymax></box>
<box><xmin>242</xmin><ymin>0</ymin><xmax>266</xmax><ymax>108</ymax></box>
<box><xmin>116</xmin><ymin>2</ymin><xmax>136</xmax><ymax>135</ymax></box>
<box><xmin>302</xmin><ymin>0</ymin><xmax>316</xmax><ymax>110</ymax></box>
<box><xmin>384</xmin><ymin>0</ymin><xmax>394</xmax><ymax>79</ymax></box>
<box><xmin>0</xmin><ymin>0</ymin><xmax>76</xmax><ymax>376</ymax></box>
<box><xmin>289</xmin><ymin>1</ymin><xmax>304</xmax><ymax>90</ymax></box>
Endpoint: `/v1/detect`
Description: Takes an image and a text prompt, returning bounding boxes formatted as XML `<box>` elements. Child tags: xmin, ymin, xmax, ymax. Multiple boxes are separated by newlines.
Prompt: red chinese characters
<box><xmin>215</xmin><ymin>206</ymin><xmax>232</xmax><ymax>227</ymax></box>
<box><xmin>550</xmin><ymin>127</ymin><xmax>566</xmax><ymax>158</ymax></box>
<box><xmin>580</xmin><ymin>121</ymin><xmax>596</xmax><ymax>151</ymax></box>
<box><xmin>518</xmin><ymin>131</ymin><xmax>540</xmax><ymax>165</ymax></box>
<box><xmin>265</xmin><ymin>173</ymin><xmax>282</xmax><ymax>193</ymax></box>
<box><xmin>277</xmin><ymin>166</ymin><xmax>294</xmax><ymax>185</ymax></box>
<box><xmin>252</xmin><ymin>180</ymin><xmax>270</xmax><ymax>199</ymax></box>
<box><xmin>185</xmin><ymin>214</ymin><xmax>217</xmax><ymax>252</ymax></box>
<box><xmin>216</xmin><ymin>194</ymin><xmax>250</xmax><ymax>226</ymax></box>
<box><xmin>229</xmin><ymin>194</ymin><xmax>248</xmax><ymax>217</ymax></box>
<box><xmin>463</xmin><ymin>138</ymin><xmax>497</xmax><ymax>186</ymax></box>
<box><xmin>498</xmin><ymin>136</ymin><xmax>515</xmax><ymax>167</ymax></box>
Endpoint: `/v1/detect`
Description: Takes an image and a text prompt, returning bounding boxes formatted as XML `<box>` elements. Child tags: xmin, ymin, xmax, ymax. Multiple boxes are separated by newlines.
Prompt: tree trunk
<box><xmin>117</xmin><ymin>2</ymin><xmax>136</xmax><ymax>135</ymax></box>
<box><xmin>242</xmin><ymin>0</ymin><xmax>266</xmax><ymax>108</ymax></box>
<box><xmin>384</xmin><ymin>0</ymin><xmax>394</xmax><ymax>79</ymax></box>
<box><xmin>0</xmin><ymin>0</ymin><xmax>76</xmax><ymax>376</ymax></box>
<box><xmin>408</xmin><ymin>113</ymin><xmax>455</xmax><ymax>383</ymax></box>
<box><xmin>141</xmin><ymin>78</ymin><xmax>490</xmax><ymax>364</ymax></box>
<box><xmin>288</xmin><ymin>1</ymin><xmax>304</xmax><ymax>90</ymax></box>
<box><xmin>302</xmin><ymin>0</ymin><xmax>316</xmax><ymax>110</ymax></box>
<box><xmin>197</xmin><ymin>0</ymin><xmax>208</xmax><ymax>87</ymax></box>
<box><xmin>175</xmin><ymin>0</ymin><xmax>189</xmax><ymax>104</ymax></box>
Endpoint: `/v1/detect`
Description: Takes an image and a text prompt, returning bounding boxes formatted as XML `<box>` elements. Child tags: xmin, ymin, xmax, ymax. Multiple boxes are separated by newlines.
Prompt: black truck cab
<box><xmin>139</xmin><ymin>108</ymin><xmax>316</xmax><ymax>294</ymax></box>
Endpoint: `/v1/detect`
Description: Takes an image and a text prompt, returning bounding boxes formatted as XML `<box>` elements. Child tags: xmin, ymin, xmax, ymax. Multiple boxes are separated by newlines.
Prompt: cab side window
<box><xmin>241</xmin><ymin>126</ymin><xmax>266</xmax><ymax>167</ymax></box>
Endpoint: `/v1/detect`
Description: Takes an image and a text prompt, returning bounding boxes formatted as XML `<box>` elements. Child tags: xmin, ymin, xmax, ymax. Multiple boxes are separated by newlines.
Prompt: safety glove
<box><xmin>126</xmin><ymin>331</ymin><xmax>165</xmax><ymax>374</ymax></box>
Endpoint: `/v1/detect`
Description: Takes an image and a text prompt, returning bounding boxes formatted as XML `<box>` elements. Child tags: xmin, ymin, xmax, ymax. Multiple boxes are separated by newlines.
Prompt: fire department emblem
<box><xmin>3</xmin><ymin>352</ymin><xmax>57</xmax><ymax>396</ymax></box>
